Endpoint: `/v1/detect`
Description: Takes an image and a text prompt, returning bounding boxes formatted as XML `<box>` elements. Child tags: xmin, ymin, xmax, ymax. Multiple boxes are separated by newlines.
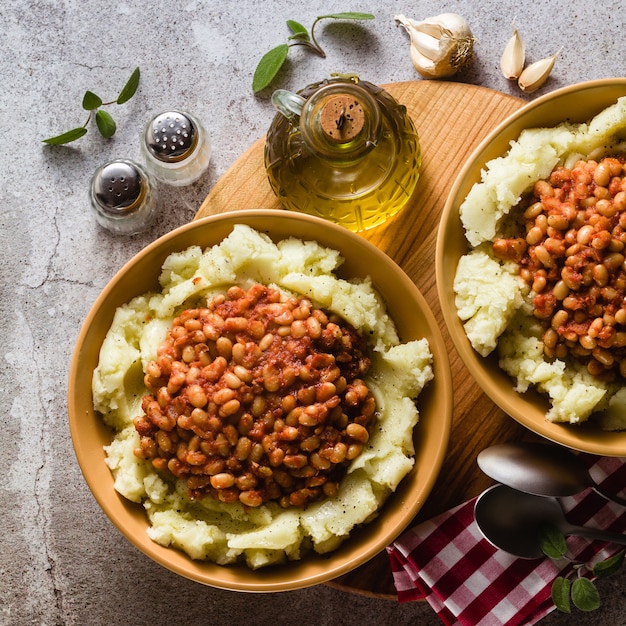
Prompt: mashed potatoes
<box><xmin>454</xmin><ymin>96</ymin><xmax>626</xmax><ymax>429</ymax></box>
<box><xmin>93</xmin><ymin>224</ymin><xmax>433</xmax><ymax>568</ymax></box>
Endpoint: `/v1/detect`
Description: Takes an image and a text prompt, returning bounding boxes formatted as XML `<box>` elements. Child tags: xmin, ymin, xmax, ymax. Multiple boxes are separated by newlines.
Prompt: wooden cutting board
<box><xmin>195</xmin><ymin>80</ymin><xmax>530</xmax><ymax>599</ymax></box>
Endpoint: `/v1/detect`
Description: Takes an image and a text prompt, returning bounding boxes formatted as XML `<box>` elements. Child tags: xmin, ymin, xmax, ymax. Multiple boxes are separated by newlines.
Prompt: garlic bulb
<box><xmin>395</xmin><ymin>13</ymin><xmax>475</xmax><ymax>79</ymax></box>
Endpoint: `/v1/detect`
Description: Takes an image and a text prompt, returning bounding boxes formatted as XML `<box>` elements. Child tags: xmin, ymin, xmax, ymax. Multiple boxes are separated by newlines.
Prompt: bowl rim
<box><xmin>436</xmin><ymin>78</ymin><xmax>626</xmax><ymax>455</ymax></box>
<box><xmin>69</xmin><ymin>208</ymin><xmax>453</xmax><ymax>591</ymax></box>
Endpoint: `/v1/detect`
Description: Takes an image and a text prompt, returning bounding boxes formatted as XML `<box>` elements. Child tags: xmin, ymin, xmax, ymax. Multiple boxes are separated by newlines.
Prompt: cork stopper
<box><xmin>319</xmin><ymin>95</ymin><xmax>365</xmax><ymax>143</ymax></box>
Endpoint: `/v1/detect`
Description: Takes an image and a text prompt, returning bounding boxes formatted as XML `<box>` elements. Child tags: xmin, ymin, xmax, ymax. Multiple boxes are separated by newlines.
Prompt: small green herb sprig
<box><xmin>539</xmin><ymin>522</ymin><xmax>625</xmax><ymax>613</ymax></box>
<box><xmin>43</xmin><ymin>67</ymin><xmax>141</xmax><ymax>145</ymax></box>
<box><xmin>252</xmin><ymin>13</ymin><xmax>375</xmax><ymax>93</ymax></box>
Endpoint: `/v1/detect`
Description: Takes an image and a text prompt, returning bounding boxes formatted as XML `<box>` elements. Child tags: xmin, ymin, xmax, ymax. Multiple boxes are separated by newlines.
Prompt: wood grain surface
<box><xmin>195</xmin><ymin>80</ymin><xmax>531</xmax><ymax>599</ymax></box>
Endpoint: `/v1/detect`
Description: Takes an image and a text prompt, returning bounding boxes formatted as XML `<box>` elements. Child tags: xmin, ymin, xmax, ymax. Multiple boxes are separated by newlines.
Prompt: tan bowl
<box><xmin>69</xmin><ymin>209</ymin><xmax>452</xmax><ymax>591</ymax></box>
<box><xmin>437</xmin><ymin>78</ymin><xmax>626</xmax><ymax>457</ymax></box>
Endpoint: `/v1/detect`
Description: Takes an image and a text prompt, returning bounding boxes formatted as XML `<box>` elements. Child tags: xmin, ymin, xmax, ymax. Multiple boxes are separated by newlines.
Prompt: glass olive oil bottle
<box><xmin>265</xmin><ymin>76</ymin><xmax>421</xmax><ymax>232</ymax></box>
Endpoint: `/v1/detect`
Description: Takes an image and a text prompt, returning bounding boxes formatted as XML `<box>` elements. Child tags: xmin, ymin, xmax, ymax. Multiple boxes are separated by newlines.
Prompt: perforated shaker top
<box><xmin>144</xmin><ymin>111</ymin><xmax>198</xmax><ymax>163</ymax></box>
<box><xmin>91</xmin><ymin>160</ymin><xmax>144</xmax><ymax>213</ymax></box>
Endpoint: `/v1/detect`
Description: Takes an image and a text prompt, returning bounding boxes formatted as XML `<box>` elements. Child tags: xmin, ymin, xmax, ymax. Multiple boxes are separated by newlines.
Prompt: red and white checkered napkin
<box><xmin>387</xmin><ymin>453</ymin><xmax>626</xmax><ymax>626</ymax></box>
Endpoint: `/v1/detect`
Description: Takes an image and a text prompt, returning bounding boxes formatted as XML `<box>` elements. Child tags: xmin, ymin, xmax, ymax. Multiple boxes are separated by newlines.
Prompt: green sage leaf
<box><xmin>82</xmin><ymin>90</ymin><xmax>102</xmax><ymax>110</ymax></box>
<box><xmin>95</xmin><ymin>109</ymin><xmax>116</xmax><ymax>138</ymax></box>
<box><xmin>316</xmin><ymin>12</ymin><xmax>375</xmax><ymax>21</ymax></box>
<box><xmin>593</xmin><ymin>549</ymin><xmax>625</xmax><ymax>578</ymax></box>
<box><xmin>286</xmin><ymin>19</ymin><xmax>309</xmax><ymax>37</ymax></box>
<box><xmin>116</xmin><ymin>67</ymin><xmax>141</xmax><ymax>104</ymax></box>
<box><xmin>551</xmin><ymin>576</ymin><xmax>571</xmax><ymax>613</ymax></box>
<box><xmin>42</xmin><ymin>127</ymin><xmax>88</xmax><ymax>145</ymax></box>
<box><xmin>288</xmin><ymin>31</ymin><xmax>311</xmax><ymax>43</ymax></box>
<box><xmin>252</xmin><ymin>43</ymin><xmax>289</xmax><ymax>93</ymax></box>
<box><xmin>571</xmin><ymin>577</ymin><xmax>601</xmax><ymax>612</ymax></box>
<box><xmin>539</xmin><ymin>522</ymin><xmax>567</xmax><ymax>559</ymax></box>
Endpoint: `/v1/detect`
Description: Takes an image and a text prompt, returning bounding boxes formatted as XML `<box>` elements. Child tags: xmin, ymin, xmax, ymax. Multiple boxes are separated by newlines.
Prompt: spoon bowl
<box><xmin>477</xmin><ymin>442</ymin><xmax>626</xmax><ymax>506</ymax></box>
<box><xmin>474</xmin><ymin>484</ymin><xmax>626</xmax><ymax>559</ymax></box>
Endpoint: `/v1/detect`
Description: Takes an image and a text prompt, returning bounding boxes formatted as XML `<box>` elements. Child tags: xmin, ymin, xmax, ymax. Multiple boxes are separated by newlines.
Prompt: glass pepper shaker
<box><xmin>89</xmin><ymin>159</ymin><xmax>158</xmax><ymax>235</ymax></box>
<box><xmin>140</xmin><ymin>110</ymin><xmax>211</xmax><ymax>186</ymax></box>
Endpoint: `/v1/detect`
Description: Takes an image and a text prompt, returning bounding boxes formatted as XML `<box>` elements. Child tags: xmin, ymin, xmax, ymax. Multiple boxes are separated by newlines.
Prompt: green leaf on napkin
<box><xmin>551</xmin><ymin>576</ymin><xmax>571</xmax><ymax>613</ymax></box>
<box><xmin>538</xmin><ymin>522</ymin><xmax>567</xmax><ymax>559</ymax></box>
<box><xmin>546</xmin><ymin>536</ymin><xmax>623</xmax><ymax>613</ymax></box>
<box><xmin>593</xmin><ymin>549</ymin><xmax>625</xmax><ymax>578</ymax></box>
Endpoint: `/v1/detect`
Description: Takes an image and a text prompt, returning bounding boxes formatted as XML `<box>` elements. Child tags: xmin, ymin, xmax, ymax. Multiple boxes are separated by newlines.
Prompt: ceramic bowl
<box><xmin>69</xmin><ymin>209</ymin><xmax>452</xmax><ymax>591</ymax></box>
<box><xmin>437</xmin><ymin>78</ymin><xmax>626</xmax><ymax>456</ymax></box>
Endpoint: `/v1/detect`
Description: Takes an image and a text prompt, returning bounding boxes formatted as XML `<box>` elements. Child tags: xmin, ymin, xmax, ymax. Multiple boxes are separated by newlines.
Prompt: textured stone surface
<box><xmin>1</xmin><ymin>1</ymin><xmax>626</xmax><ymax>624</ymax></box>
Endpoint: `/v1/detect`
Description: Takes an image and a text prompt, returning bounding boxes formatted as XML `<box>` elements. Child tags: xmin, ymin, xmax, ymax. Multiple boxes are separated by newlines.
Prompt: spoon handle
<box><xmin>592</xmin><ymin>486</ymin><xmax>626</xmax><ymax>508</ymax></box>
<box><xmin>568</xmin><ymin>524</ymin><xmax>626</xmax><ymax>546</ymax></box>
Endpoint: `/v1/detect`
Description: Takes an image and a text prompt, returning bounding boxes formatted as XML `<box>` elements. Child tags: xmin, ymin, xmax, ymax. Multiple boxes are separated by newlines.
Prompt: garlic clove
<box><xmin>395</xmin><ymin>12</ymin><xmax>475</xmax><ymax>79</ymax></box>
<box><xmin>410</xmin><ymin>27</ymin><xmax>444</xmax><ymax>62</ymax></box>
<box><xmin>416</xmin><ymin>12</ymin><xmax>474</xmax><ymax>36</ymax></box>
<box><xmin>394</xmin><ymin>14</ymin><xmax>419</xmax><ymax>29</ymax></box>
<box><xmin>415</xmin><ymin>21</ymin><xmax>449</xmax><ymax>39</ymax></box>
<box><xmin>518</xmin><ymin>49</ymin><xmax>561</xmax><ymax>93</ymax></box>
<box><xmin>500</xmin><ymin>24</ymin><xmax>525</xmax><ymax>80</ymax></box>
<box><xmin>409</xmin><ymin>45</ymin><xmax>441</xmax><ymax>78</ymax></box>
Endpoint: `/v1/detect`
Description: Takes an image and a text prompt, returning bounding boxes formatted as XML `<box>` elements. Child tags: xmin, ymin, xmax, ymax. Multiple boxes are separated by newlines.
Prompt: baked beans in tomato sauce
<box><xmin>494</xmin><ymin>155</ymin><xmax>626</xmax><ymax>381</ymax></box>
<box><xmin>133</xmin><ymin>283</ymin><xmax>376</xmax><ymax>508</ymax></box>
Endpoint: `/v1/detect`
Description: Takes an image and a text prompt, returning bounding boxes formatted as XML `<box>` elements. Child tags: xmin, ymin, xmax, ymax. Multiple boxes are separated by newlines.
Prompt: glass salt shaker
<box><xmin>89</xmin><ymin>159</ymin><xmax>158</xmax><ymax>235</ymax></box>
<box><xmin>141</xmin><ymin>110</ymin><xmax>211</xmax><ymax>186</ymax></box>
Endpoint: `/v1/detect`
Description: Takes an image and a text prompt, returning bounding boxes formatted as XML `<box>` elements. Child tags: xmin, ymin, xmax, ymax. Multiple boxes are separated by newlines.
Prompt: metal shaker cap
<box><xmin>91</xmin><ymin>160</ymin><xmax>146</xmax><ymax>215</ymax></box>
<box><xmin>144</xmin><ymin>110</ymin><xmax>198</xmax><ymax>163</ymax></box>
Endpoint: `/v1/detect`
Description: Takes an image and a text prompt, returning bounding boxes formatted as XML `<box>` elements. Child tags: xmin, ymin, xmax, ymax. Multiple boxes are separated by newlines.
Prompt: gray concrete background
<box><xmin>2</xmin><ymin>0</ymin><xmax>626</xmax><ymax>624</ymax></box>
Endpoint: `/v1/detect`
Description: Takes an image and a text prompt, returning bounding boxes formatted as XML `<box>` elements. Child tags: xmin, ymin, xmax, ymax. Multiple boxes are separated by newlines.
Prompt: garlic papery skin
<box><xmin>500</xmin><ymin>24</ymin><xmax>525</xmax><ymax>80</ymax></box>
<box><xmin>395</xmin><ymin>13</ymin><xmax>475</xmax><ymax>79</ymax></box>
<box><xmin>518</xmin><ymin>49</ymin><xmax>561</xmax><ymax>93</ymax></box>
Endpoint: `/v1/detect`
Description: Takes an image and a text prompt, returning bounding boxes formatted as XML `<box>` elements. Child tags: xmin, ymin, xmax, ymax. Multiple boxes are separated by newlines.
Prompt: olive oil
<box><xmin>265</xmin><ymin>77</ymin><xmax>421</xmax><ymax>232</ymax></box>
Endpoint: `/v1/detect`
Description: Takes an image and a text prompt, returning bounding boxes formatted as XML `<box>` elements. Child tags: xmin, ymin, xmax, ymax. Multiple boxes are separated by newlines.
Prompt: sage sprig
<box><xmin>43</xmin><ymin>67</ymin><xmax>140</xmax><ymax>145</ymax></box>
<box><xmin>539</xmin><ymin>522</ymin><xmax>625</xmax><ymax>613</ymax></box>
<box><xmin>252</xmin><ymin>13</ymin><xmax>375</xmax><ymax>93</ymax></box>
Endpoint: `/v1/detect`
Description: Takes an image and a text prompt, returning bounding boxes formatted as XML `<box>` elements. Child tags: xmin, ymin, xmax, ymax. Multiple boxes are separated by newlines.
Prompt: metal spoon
<box><xmin>477</xmin><ymin>441</ymin><xmax>626</xmax><ymax>507</ymax></box>
<box><xmin>473</xmin><ymin>484</ymin><xmax>626</xmax><ymax>559</ymax></box>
